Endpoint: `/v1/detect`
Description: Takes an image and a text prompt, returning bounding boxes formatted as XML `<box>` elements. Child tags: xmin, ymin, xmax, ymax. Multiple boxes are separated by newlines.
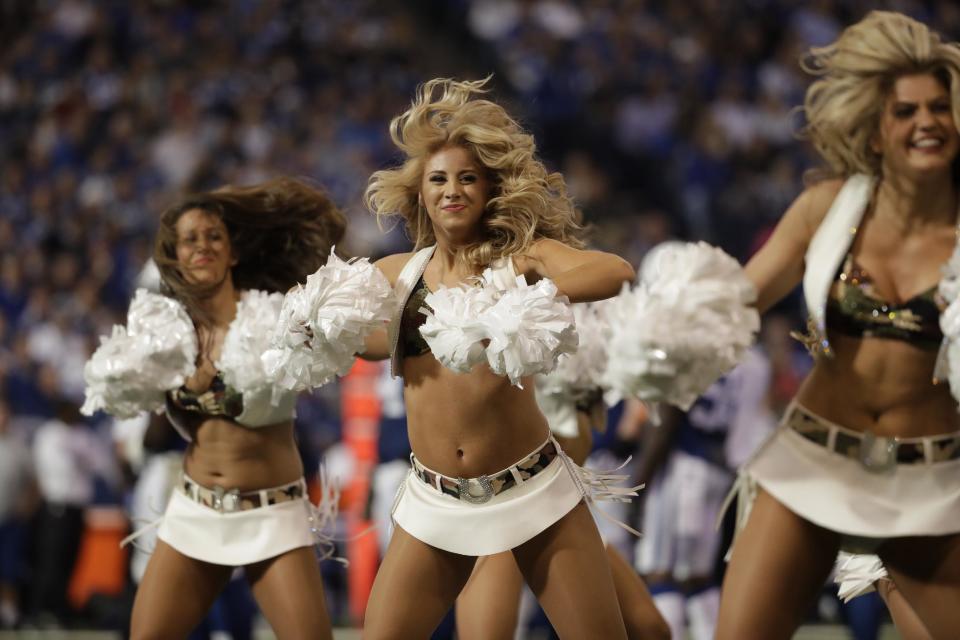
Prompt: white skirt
<box><xmin>157</xmin><ymin>486</ymin><xmax>317</xmax><ymax>566</ymax></box>
<box><xmin>744</xmin><ymin>404</ymin><xmax>960</xmax><ymax>538</ymax></box>
<box><xmin>392</xmin><ymin>452</ymin><xmax>585</xmax><ymax>556</ymax></box>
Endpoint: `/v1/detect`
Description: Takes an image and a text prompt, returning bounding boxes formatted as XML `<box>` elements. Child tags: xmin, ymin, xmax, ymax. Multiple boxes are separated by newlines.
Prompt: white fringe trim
<box><xmin>559</xmin><ymin>450</ymin><xmax>644</xmax><ymax>538</ymax></box>
<box><xmin>717</xmin><ymin>469</ymin><xmax>758</xmax><ymax>562</ymax></box>
<box><xmin>309</xmin><ymin>466</ymin><xmax>344</xmax><ymax>564</ymax></box>
<box><xmin>121</xmin><ymin>516</ymin><xmax>164</xmax><ymax>552</ymax></box>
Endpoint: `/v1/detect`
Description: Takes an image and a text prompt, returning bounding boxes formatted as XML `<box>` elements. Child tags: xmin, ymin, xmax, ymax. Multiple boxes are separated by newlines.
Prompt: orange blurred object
<box><xmin>68</xmin><ymin>507</ymin><xmax>129</xmax><ymax>610</ymax></box>
<box><xmin>341</xmin><ymin>359</ymin><xmax>382</xmax><ymax>624</ymax></box>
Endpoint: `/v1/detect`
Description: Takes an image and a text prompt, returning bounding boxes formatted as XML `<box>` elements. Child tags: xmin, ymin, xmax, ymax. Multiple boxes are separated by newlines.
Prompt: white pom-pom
<box><xmin>944</xmin><ymin>329</ymin><xmax>960</xmax><ymax>403</ymax></box>
<box><xmin>217</xmin><ymin>290</ymin><xmax>284</xmax><ymax>394</ymax></box>
<box><xmin>263</xmin><ymin>249</ymin><xmax>394</xmax><ymax>391</ymax></box>
<box><xmin>540</xmin><ymin>301</ymin><xmax>611</xmax><ymax>393</ymax></box>
<box><xmin>834</xmin><ymin>553</ymin><xmax>887</xmax><ymax>602</ymax></box>
<box><xmin>940</xmin><ymin>244</ymin><xmax>960</xmax><ymax>304</ymax></box>
<box><xmin>535</xmin><ymin>301</ymin><xmax>611</xmax><ymax>435</ymax></box>
<box><xmin>81</xmin><ymin>326</ymin><xmax>161</xmax><ymax>418</ymax></box>
<box><xmin>418</xmin><ymin>274</ymin><xmax>577</xmax><ymax>386</ymax></box>
<box><xmin>82</xmin><ymin>290</ymin><xmax>197</xmax><ymax>418</ymax></box>
<box><xmin>480</xmin><ymin>277</ymin><xmax>578</xmax><ymax>387</ymax></box>
<box><xmin>603</xmin><ymin>242</ymin><xmax>759</xmax><ymax>410</ymax></box>
<box><xmin>938</xmin><ymin>247</ymin><xmax>960</xmax><ymax>405</ymax></box>
<box><xmin>263</xmin><ymin>285</ymin><xmax>313</xmax><ymax>390</ymax></box>
<box><xmin>419</xmin><ymin>284</ymin><xmax>494</xmax><ymax>373</ymax></box>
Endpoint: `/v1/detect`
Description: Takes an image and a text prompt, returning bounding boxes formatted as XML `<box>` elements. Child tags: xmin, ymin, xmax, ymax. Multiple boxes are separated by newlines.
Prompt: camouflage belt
<box><xmin>411</xmin><ymin>438</ymin><xmax>558</xmax><ymax>504</ymax></box>
<box><xmin>181</xmin><ymin>475</ymin><xmax>306</xmax><ymax>513</ymax></box>
<box><xmin>786</xmin><ymin>405</ymin><xmax>960</xmax><ymax>473</ymax></box>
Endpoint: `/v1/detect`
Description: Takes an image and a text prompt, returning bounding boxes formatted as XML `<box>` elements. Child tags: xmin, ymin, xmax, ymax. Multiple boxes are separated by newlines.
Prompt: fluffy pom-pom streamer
<box><xmin>419</xmin><ymin>284</ymin><xmax>495</xmax><ymax>373</ymax></box>
<box><xmin>939</xmin><ymin>243</ymin><xmax>960</xmax><ymax>304</ymax></box>
<box><xmin>536</xmin><ymin>301</ymin><xmax>611</xmax><ymax>435</ymax></box>
<box><xmin>263</xmin><ymin>250</ymin><xmax>394</xmax><ymax>391</ymax></box>
<box><xmin>217</xmin><ymin>290</ymin><xmax>284</xmax><ymax>395</ymax></box>
<box><xmin>938</xmin><ymin>243</ymin><xmax>960</xmax><ymax>404</ymax></box>
<box><xmin>419</xmin><ymin>275</ymin><xmax>578</xmax><ymax>386</ymax></box>
<box><xmin>82</xmin><ymin>290</ymin><xmax>198</xmax><ymax>418</ymax></box>
<box><xmin>603</xmin><ymin>242</ymin><xmax>759</xmax><ymax>410</ymax></box>
<box><xmin>539</xmin><ymin>301</ymin><xmax>611</xmax><ymax>394</ymax></box>
<box><xmin>479</xmin><ymin>277</ymin><xmax>578</xmax><ymax>387</ymax></box>
<box><xmin>834</xmin><ymin>553</ymin><xmax>887</xmax><ymax>602</ymax></box>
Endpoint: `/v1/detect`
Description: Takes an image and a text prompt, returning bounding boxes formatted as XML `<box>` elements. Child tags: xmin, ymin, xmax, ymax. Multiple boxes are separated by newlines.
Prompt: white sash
<box><xmin>802</xmin><ymin>173</ymin><xmax>875</xmax><ymax>336</ymax></box>
<box><xmin>388</xmin><ymin>245</ymin><xmax>435</xmax><ymax>377</ymax></box>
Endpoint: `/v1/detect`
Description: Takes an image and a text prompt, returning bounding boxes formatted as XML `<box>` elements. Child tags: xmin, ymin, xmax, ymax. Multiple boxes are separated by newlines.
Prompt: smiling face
<box><xmin>174</xmin><ymin>208</ymin><xmax>236</xmax><ymax>287</ymax></box>
<box><xmin>873</xmin><ymin>72</ymin><xmax>960</xmax><ymax>179</ymax></box>
<box><xmin>420</xmin><ymin>145</ymin><xmax>492</xmax><ymax>243</ymax></box>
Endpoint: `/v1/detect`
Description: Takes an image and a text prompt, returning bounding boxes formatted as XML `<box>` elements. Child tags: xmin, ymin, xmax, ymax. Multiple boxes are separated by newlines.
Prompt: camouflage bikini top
<box><xmin>167</xmin><ymin>371</ymin><xmax>244</xmax><ymax>423</ymax></box>
<box><xmin>398</xmin><ymin>275</ymin><xmax>433</xmax><ymax>359</ymax></box>
<box><xmin>825</xmin><ymin>251</ymin><xmax>943</xmax><ymax>350</ymax></box>
<box><xmin>799</xmin><ymin>175</ymin><xmax>951</xmax><ymax>357</ymax></box>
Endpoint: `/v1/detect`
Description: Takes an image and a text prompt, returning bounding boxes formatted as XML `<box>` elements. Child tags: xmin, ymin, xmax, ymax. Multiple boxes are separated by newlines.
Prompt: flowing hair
<box><xmin>154</xmin><ymin>177</ymin><xmax>346</xmax><ymax>325</ymax></box>
<box><xmin>365</xmin><ymin>77</ymin><xmax>583</xmax><ymax>270</ymax></box>
<box><xmin>802</xmin><ymin>10</ymin><xmax>960</xmax><ymax>178</ymax></box>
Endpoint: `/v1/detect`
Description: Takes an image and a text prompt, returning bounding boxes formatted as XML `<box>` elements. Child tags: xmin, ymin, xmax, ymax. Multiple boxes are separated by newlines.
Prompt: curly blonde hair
<box><xmin>802</xmin><ymin>10</ymin><xmax>960</xmax><ymax>177</ymax></box>
<box><xmin>365</xmin><ymin>77</ymin><xmax>583</xmax><ymax>269</ymax></box>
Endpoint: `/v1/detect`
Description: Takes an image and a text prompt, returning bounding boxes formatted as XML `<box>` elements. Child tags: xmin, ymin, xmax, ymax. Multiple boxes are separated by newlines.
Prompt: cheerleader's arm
<box><xmin>514</xmin><ymin>238</ymin><xmax>635</xmax><ymax>303</ymax></box>
<box><xmin>745</xmin><ymin>179</ymin><xmax>841</xmax><ymax>313</ymax></box>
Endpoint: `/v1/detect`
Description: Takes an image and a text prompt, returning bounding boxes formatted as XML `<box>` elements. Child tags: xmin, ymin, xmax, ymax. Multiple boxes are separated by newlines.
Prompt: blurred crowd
<box><xmin>0</xmin><ymin>0</ymin><xmax>433</xmax><ymax>630</ymax></box>
<box><xmin>1</xmin><ymin>0</ymin><xmax>956</xmax><ymax>635</ymax></box>
<box><xmin>452</xmin><ymin>0</ymin><xmax>960</xmax><ymax>263</ymax></box>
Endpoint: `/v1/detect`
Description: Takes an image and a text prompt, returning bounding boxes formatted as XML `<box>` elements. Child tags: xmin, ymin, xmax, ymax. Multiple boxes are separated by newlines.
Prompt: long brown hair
<box><xmin>154</xmin><ymin>177</ymin><xmax>346</xmax><ymax>325</ymax></box>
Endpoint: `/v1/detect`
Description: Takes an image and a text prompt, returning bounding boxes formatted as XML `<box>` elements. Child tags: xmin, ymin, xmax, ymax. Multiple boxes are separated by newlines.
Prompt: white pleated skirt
<box><xmin>392</xmin><ymin>453</ymin><xmax>585</xmax><ymax>556</ymax></box>
<box><xmin>157</xmin><ymin>487</ymin><xmax>317</xmax><ymax>566</ymax></box>
<box><xmin>745</xmin><ymin>406</ymin><xmax>960</xmax><ymax>538</ymax></box>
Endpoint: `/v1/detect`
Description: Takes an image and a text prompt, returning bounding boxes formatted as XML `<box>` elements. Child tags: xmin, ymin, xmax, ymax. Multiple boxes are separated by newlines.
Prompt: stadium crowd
<box><xmin>2</xmin><ymin>0</ymin><xmax>957</xmax><ymax>636</ymax></box>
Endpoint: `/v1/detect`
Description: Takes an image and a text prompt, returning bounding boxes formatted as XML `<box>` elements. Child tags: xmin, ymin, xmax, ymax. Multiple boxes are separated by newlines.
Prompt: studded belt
<box><xmin>180</xmin><ymin>474</ymin><xmax>306</xmax><ymax>513</ymax></box>
<box><xmin>785</xmin><ymin>404</ymin><xmax>960</xmax><ymax>473</ymax></box>
<box><xmin>410</xmin><ymin>437</ymin><xmax>559</xmax><ymax>504</ymax></box>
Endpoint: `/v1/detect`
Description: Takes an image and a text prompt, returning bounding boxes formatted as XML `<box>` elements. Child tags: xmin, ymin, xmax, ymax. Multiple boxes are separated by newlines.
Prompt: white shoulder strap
<box><xmin>803</xmin><ymin>174</ymin><xmax>875</xmax><ymax>331</ymax></box>
<box><xmin>487</xmin><ymin>255</ymin><xmax>519</xmax><ymax>289</ymax></box>
<box><xmin>388</xmin><ymin>245</ymin><xmax>436</xmax><ymax>377</ymax></box>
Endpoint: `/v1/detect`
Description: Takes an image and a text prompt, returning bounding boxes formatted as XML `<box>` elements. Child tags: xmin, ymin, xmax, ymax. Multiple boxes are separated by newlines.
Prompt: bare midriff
<box><xmin>796</xmin><ymin>333</ymin><xmax>959</xmax><ymax>438</ymax></box>
<box><xmin>182</xmin><ymin>419</ymin><xmax>303</xmax><ymax>491</ymax></box>
<box><xmin>402</xmin><ymin>354</ymin><xmax>552</xmax><ymax>478</ymax></box>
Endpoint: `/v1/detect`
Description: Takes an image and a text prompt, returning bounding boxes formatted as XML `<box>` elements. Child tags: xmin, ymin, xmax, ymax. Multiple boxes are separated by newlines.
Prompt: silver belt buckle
<box><xmin>211</xmin><ymin>485</ymin><xmax>242</xmax><ymax>512</ymax></box>
<box><xmin>858</xmin><ymin>433</ymin><xmax>897</xmax><ymax>473</ymax></box>
<box><xmin>457</xmin><ymin>475</ymin><xmax>494</xmax><ymax>504</ymax></box>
